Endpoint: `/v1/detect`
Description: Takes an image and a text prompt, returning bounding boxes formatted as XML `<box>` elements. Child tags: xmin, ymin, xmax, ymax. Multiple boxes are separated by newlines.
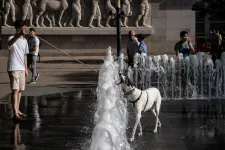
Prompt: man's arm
<box><xmin>174</xmin><ymin>43</ymin><xmax>179</xmax><ymax>56</ymax></box>
<box><xmin>188</xmin><ymin>42</ymin><xmax>195</xmax><ymax>54</ymax></box>
<box><xmin>24</xmin><ymin>54</ymin><xmax>28</xmax><ymax>77</ymax></box>
<box><xmin>31</xmin><ymin>45</ymin><xmax>38</xmax><ymax>52</ymax></box>
<box><xmin>8</xmin><ymin>33</ymin><xmax>23</xmax><ymax>47</ymax></box>
<box><xmin>24</xmin><ymin>41</ymin><xmax>29</xmax><ymax>77</ymax></box>
<box><xmin>186</xmin><ymin>37</ymin><xmax>195</xmax><ymax>54</ymax></box>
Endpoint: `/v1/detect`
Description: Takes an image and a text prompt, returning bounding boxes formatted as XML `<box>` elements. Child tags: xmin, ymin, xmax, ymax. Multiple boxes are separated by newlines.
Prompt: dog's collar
<box><xmin>130</xmin><ymin>91</ymin><xmax>143</xmax><ymax>104</ymax></box>
<box><xmin>124</xmin><ymin>88</ymin><xmax>135</xmax><ymax>96</ymax></box>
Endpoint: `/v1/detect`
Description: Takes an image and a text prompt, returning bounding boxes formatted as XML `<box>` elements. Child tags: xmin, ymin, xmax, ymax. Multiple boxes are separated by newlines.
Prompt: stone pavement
<box><xmin>0</xmin><ymin>56</ymin><xmax>225</xmax><ymax>150</ymax></box>
<box><xmin>0</xmin><ymin>56</ymin><xmax>102</xmax><ymax>99</ymax></box>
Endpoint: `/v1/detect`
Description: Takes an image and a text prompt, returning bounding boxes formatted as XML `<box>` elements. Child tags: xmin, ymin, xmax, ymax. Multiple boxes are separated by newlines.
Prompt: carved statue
<box><xmin>68</xmin><ymin>0</ymin><xmax>82</xmax><ymax>27</ymax></box>
<box><xmin>35</xmin><ymin>0</ymin><xmax>68</xmax><ymax>27</ymax></box>
<box><xmin>2</xmin><ymin>0</ymin><xmax>16</xmax><ymax>27</ymax></box>
<box><xmin>32</xmin><ymin>0</ymin><xmax>56</xmax><ymax>27</ymax></box>
<box><xmin>22</xmin><ymin>0</ymin><xmax>34</xmax><ymax>27</ymax></box>
<box><xmin>88</xmin><ymin>0</ymin><xmax>103</xmax><ymax>28</ymax></box>
<box><xmin>135</xmin><ymin>0</ymin><xmax>150</xmax><ymax>27</ymax></box>
<box><xmin>41</xmin><ymin>12</ymin><xmax>56</xmax><ymax>27</ymax></box>
<box><xmin>121</xmin><ymin>0</ymin><xmax>132</xmax><ymax>27</ymax></box>
<box><xmin>104</xmin><ymin>0</ymin><xmax>116</xmax><ymax>27</ymax></box>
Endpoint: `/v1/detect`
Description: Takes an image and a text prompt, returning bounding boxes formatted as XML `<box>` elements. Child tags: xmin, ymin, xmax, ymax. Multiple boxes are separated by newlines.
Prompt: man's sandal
<box><xmin>13</xmin><ymin>113</ymin><xmax>23</xmax><ymax>121</ymax></box>
<box><xmin>19</xmin><ymin>112</ymin><xmax>28</xmax><ymax>118</ymax></box>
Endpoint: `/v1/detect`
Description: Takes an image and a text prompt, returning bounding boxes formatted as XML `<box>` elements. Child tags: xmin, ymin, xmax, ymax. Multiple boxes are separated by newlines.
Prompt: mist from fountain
<box><xmin>129</xmin><ymin>52</ymin><xmax>225</xmax><ymax>100</ymax></box>
<box><xmin>90</xmin><ymin>47</ymin><xmax>130</xmax><ymax>150</ymax></box>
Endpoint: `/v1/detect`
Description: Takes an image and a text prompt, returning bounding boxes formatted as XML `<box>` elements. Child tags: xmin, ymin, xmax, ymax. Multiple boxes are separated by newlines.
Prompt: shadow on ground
<box><xmin>54</xmin><ymin>72</ymin><xmax>98</xmax><ymax>83</ymax></box>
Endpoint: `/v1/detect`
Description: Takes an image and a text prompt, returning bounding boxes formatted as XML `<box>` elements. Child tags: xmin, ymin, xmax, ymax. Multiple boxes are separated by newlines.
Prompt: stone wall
<box><xmin>1</xmin><ymin>0</ymin><xmax>197</xmax><ymax>56</ymax></box>
<box><xmin>150</xmin><ymin>0</ymin><xmax>196</xmax><ymax>55</ymax></box>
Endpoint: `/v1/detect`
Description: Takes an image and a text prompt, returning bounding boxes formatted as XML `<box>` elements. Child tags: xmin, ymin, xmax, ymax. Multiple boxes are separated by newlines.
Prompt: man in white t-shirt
<box><xmin>8</xmin><ymin>20</ymin><xmax>29</xmax><ymax>121</ymax></box>
<box><xmin>27</xmin><ymin>28</ymin><xmax>40</xmax><ymax>84</ymax></box>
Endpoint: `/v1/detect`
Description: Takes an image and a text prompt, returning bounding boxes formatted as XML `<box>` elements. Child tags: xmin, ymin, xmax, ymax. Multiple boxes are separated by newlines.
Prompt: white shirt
<box><xmin>28</xmin><ymin>35</ymin><xmax>40</xmax><ymax>56</ymax></box>
<box><xmin>7</xmin><ymin>36</ymin><xmax>29</xmax><ymax>71</ymax></box>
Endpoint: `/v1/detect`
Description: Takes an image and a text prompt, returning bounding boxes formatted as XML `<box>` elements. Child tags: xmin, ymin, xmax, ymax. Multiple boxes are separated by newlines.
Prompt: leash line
<box><xmin>36</xmin><ymin>35</ymin><xmax>98</xmax><ymax>73</ymax></box>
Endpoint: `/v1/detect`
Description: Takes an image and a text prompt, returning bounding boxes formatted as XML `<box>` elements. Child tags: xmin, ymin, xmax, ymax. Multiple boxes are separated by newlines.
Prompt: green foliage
<box><xmin>192</xmin><ymin>0</ymin><xmax>225</xmax><ymax>20</ymax></box>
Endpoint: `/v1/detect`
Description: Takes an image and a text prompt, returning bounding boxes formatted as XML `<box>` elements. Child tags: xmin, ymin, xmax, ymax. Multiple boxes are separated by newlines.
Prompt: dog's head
<box><xmin>118</xmin><ymin>73</ymin><xmax>134</xmax><ymax>87</ymax></box>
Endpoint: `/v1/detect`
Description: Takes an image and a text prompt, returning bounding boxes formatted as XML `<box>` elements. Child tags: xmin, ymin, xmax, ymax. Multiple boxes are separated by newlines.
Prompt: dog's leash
<box><xmin>36</xmin><ymin>35</ymin><xmax>98</xmax><ymax>73</ymax></box>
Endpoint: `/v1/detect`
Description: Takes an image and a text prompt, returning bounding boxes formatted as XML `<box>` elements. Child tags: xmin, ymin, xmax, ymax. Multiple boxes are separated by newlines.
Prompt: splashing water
<box><xmin>131</xmin><ymin>52</ymin><xmax>225</xmax><ymax>100</ymax></box>
<box><xmin>90</xmin><ymin>47</ymin><xmax>130</xmax><ymax>150</ymax></box>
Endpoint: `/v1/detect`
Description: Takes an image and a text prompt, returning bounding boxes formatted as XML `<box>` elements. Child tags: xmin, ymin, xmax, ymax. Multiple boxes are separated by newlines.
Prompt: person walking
<box><xmin>7</xmin><ymin>20</ymin><xmax>29</xmax><ymax>121</ymax></box>
<box><xmin>27</xmin><ymin>28</ymin><xmax>40</xmax><ymax>84</ymax></box>
<box><xmin>126</xmin><ymin>30</ymin><xmax>139</xmax><ymax>67</ymax></box>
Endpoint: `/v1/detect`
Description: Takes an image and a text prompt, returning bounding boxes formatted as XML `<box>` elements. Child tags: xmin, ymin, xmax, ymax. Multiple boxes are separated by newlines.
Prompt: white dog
<box><xmin>119</xmin><ymin>74</ymin><xmax>162</xmax><ymax>142</ymax></box>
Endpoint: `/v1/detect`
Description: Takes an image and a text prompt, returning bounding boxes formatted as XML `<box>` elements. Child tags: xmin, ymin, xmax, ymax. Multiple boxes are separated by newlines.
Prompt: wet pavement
<box><xmin>1</xmin><ymin>88</ymin><xmax>225</xmax><ymax>150</ymax></box>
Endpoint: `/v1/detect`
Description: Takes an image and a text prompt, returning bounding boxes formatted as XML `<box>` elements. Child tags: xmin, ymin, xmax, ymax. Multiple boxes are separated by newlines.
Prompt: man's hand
<box><xmin>20</xmin><ymin>26</ymin><xmax>27</xmax><ymax>36</ymax></box>
<box><xmin>187</xmin><ymin>37</ymin><xmax>191</xmax><ymax>43</ymax></box>
<box><xmin>20</xmin><ymin>29</ymin><xmax>26</xmax><ymax>36</ymax></box>
<box><xmin>25</xmin><ymin>69</ymin><xmax>28</xmax><ymax>77</ymax></box>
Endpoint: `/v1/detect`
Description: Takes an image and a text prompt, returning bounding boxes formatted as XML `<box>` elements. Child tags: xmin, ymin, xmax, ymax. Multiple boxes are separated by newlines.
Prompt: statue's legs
<box><xmin>105</xmin><ymin>15</ymin><xmax>112</xmax><ymax>27</ymax></box>
<box><xmin>135</xmin><ymin>3</ymin><xmax>145</xmax><ymax>27</ymax></box>
<box><xmin>51</xmin><ymin>14</ymin><xmax>56</xmax><ymax>27</ymax></box>
<box><xmin>10</xmin><ymin>2</ymin><xmax>16</xmax><ymax>23</ymax></box>
<box><xmin>40</xmin><ymin>16</ymin><xmax>46</xmax><ymax>27</ymax></box>
<box><xmin>58</xmin><ymin>10</ymin><xmax>65</xmax><ymax>27</ymax></box>
<box><xmin>35</xmin><ymin>3</ymin><xmax>46</xmax><ymax>27</ymax></box>
<box><xmin>69</xmin><ymin>4</ymin><xmax>82</xmax><ymax>27</ymax></box>
<box><xmin>123</xmin><ymin>17</ymin><xmax>128</xmax><ymax>27</ymax></box>
<box><xmin>28</xmin><ymin>5</ymin><xmax>34</xmax><ymax>27</ymax></box>
<box><xmin>97</xmin><ymin>17</ymin><xmax>103</xmax><ymax>27</ymax></box>
<box><xmin>22</xmin><ymin>1</ymin><xmax>30</xmax><ymax>20</ymax></box>
<box><xmin>3</xmin><ymin>2</ymin><xmax>11</xmax><ymax>27</ymax></box>
<box><xmin>96</xmin><ymin>7</ymin><xmax>103</xmax><ymax>27</ymax></box>
<box><xmin>88</xmin><ymin>4</ymin><xmax>97</xmax><ymax>28</ymax></box>
<box><xmin>142</xmin><ymin>7</ymin><xmax>149</xmax><ymax>27</ymax></box>
<box><xmin>45</xmin><ymin>14</ymin><xmax>52</xmax><ymax>27</ymax></box>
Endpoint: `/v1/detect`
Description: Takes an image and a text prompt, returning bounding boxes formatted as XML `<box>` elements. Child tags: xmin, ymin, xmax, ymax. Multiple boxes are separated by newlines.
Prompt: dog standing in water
<box><xmin>119</xmin><ymin>74</ymin><xmax>162</xmax><ymax>142</ymax></box>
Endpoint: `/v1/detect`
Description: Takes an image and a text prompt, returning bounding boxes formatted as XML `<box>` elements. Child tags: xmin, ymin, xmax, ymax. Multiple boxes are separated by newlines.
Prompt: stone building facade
<box><xmin>1</xmin><ymin>0</ymin><xmax>197</xmax><ymax>56</ymax></box>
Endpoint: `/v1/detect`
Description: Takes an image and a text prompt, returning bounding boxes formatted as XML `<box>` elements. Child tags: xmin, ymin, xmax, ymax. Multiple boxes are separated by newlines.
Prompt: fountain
<box><xmin>91</xmin><ymin>49</ymin><xmax>225</xmax><ymax>150</ymax></box>
<box><xmin>90</xmin><ymin>47</ymin><xmax>130</xmax><ymax>150</ymax></box>
<box><xmin>130</xmin><ymin>52</ymin><xmax>225</xmax><ymax>100</ymax></box>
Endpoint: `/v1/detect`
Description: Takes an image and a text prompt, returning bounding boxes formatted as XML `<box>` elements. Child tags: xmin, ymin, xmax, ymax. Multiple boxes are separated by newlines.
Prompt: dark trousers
<box><xmin>27</xmin><ymin>54</ymin><xmax>37</xmax><ymax>81</ymax></box>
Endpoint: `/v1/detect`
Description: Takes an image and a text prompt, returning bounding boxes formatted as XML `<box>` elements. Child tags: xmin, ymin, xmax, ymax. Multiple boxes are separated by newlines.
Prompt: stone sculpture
<box><xmin>135</xmin><ymin>0</ymin><xmax>150</xmax><ymax>27</ymax></box>
<box><xmin>2</xmin><ymin>0</ymin><xmax>16</xmax><ymax>27</ymax></box>
<box><xmin>32</xmin><ymin>0</ymin><xmax>54</xmax><ymax>27</ymax></box>
<box><xmin>35</xmin><ymin>0</ymin><xmax>68</xmax><ymax>27</ymax></box>
<box><xmin>1</xmin><ymin>0</ymin><xmax>152</xmax><ymax>28</ymax></box>
<box><xmin>68</xmin><ymin>0</ymin><xmax>82</xmax><ymax>27</ymax></box>
<box><xmin>121</xmin><ymin>0</ymin><xmax>132</xmax><ymax>27</ymax></box>
<box><xmin>104</xmin><ymin>0</ymin><xmax>116</xmax><ymax>27</ymax></box>
<box><xmin>22</xmin><ymin>0</ymin><xmax>34</xmax><ymax>27</ymax></box>
<box><xmin>88</xmin><ymin>0</ymin><xmax>103</xmax><ymax>28</ymax></box>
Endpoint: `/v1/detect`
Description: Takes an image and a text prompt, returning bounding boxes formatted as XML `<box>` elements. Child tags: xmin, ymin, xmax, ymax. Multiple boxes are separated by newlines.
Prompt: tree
<box><xmin>192</xmin><ymin>0</ymin><xmax>225</xmax><ymax>20</ymax></box>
